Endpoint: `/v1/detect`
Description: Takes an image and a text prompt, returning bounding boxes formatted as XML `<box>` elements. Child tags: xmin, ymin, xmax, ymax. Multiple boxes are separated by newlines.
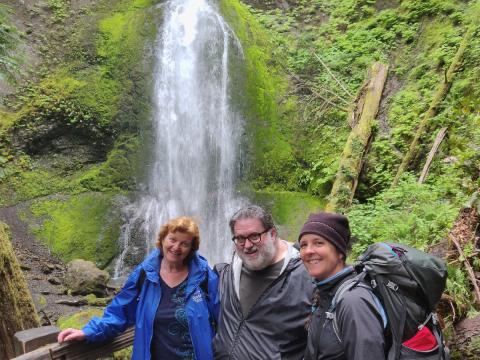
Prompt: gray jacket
<box><xmin>213</xmin><ymin>242</ymin><xmax>314</xmax><ymax>360</ymax></box>
<box><xmin>304</xmin><ymin>268</ymin><xmax>386</xmax><ymax>360</ymax></box>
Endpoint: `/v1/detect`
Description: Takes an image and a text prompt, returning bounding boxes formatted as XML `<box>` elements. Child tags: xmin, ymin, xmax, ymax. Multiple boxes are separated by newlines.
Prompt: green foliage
<box><xmin>13</xmin><ymin>69</ymin><xmax>116</xmax><ymax>139</ymax></box>
<box><xmin>28</xmin><ymin>193</ymin><xmax>121</xmax><ymax>268</ymax></box>
<box><xmin>348</xmin><ymin>175</ymin><xmax>464</xmax><ymax>255</ymax></box>
<box><xmin>0</xmin><ymin>5</ymin><xmax>22</xmax><ymax>84</ymax></box>
<box><xmin>46</xmin><ymin>0</ymin><xmax>70</xmax><ymax>23</ymax></box>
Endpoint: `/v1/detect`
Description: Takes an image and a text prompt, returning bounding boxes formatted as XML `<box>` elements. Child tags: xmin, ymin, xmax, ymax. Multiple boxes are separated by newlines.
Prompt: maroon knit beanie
<box><xmin>298</xmin><ymin>212</ymin><xmax>351</xmax><ymax>256</ymax></box>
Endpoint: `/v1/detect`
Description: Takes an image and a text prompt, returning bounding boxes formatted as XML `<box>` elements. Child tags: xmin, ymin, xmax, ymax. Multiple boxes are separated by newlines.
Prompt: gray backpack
<box><xmin>327</xmin><ymin>242</ymin><xmax>449</xmax><ymax>360</ymax></box>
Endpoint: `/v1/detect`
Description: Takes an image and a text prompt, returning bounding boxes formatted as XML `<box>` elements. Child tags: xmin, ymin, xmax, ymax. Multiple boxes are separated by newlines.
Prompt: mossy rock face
<box><xmin>26</xmin><ymin>193</ymin><xmax>124</xmax><ymax>269</ymax></box>
<box><xmin>219</xmin><ymin>0</ymin><xmax>300</xmax><ymax>191</ymax></box>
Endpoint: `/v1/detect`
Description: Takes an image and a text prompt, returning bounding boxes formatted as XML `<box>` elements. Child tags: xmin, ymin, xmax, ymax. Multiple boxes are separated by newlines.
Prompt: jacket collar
<box><xmin>141</xmin><ymin>248</ymin><xmax>208</xmax><ymax>296</ymax></box>
<box><xmin>313</xmin><ymin>265</ymin><xmax>354</xmax><ymax>297</ymax></box>
<box><xmin>231</xmin><ymin>240</ymin><xmax>299</xmax><ymax>298</ymax></box>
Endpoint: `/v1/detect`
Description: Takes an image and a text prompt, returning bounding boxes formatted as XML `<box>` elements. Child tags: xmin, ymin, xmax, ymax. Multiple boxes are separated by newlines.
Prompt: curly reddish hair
<box><xmin>156</xmin><ymin>217</ymin><xmax>200</xmax><ymax>263</ymax></box>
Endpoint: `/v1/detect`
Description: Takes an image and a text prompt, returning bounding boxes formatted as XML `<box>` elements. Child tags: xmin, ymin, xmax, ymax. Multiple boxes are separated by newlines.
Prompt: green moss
<box><xmin>83</xmin><ymin>293</ymin><xmax>112</xmax><ymax>307</ymax></box>
<box><xmin>0</xmin><ymin>222</ymin><xmax>40</xmax><ymax>341</ymax></box>
<box><xmin>56</xmin><ymin>308</ymin><xmax>104</xmax><ymax>329</ymax></box>
<box><xmin>219</xmin><ymin>0</ymin><xmax>300</xmax><ymax>190</ymax></box>
<box><xmin>76</xmin><ymin>135</ymin><xmax>141</xmax><ymax>192</ymax></box>
<box><xmin>2</xmin><ymin>0</ymin><xmax>159</xmax><ymax>207</ymax></box>
<box><xmin>28</xmin><ymin>193</ymin><xmax>121</xmax><ymax>268</ymax></box>
<box><xmin>252</xmin><ymin>190</ymin><xmax>325</xmax><ymax>241</ymax></box>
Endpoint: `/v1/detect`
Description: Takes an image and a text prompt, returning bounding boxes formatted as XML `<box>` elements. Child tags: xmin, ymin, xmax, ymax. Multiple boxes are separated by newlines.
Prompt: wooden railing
<box><xmin>12</xmin><ymin>326</ymin><xmax>134</xmax><ymax>360</ymax></box>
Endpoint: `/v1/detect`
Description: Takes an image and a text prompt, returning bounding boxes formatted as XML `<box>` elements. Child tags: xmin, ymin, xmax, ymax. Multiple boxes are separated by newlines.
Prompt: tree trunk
<box><xmin>0</xmin><ymin>222</ymin><xmax>39</xmax><ymax>359</ymax></box>
<box><xmin>391</xmin><ymin>25</ymin><xmax>474</xmax><ymax>188</ymax></box>
<box><xmin>451</xmin><ymin>315</ymin><xmax>480</xmax><ymax>359</ymax></box>
<box><xmin>325</xmin><ymin>62</ymin><xmax>388</xmax><ymax>212</ymax></box>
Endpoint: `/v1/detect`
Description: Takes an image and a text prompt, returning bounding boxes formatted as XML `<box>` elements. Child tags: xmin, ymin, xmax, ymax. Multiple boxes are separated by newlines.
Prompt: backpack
<box><xmin>328</xmin><ymin>242</ymin><xmax>449</xmax><ymax>360</ymax></box>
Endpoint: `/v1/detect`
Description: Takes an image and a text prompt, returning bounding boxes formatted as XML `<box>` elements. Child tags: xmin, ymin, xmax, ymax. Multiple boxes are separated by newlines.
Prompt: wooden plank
<box><xmin>11</xmin><ymin>327</ymin><xmax>134</xmax><ymax>360</ymax></box>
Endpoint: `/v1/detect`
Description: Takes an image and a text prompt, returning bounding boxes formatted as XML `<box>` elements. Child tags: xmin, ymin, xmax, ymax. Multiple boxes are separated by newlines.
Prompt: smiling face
<box><xmin>299</xmin><ymin>233</ymin><xmax>345</xmax><ymax>281</ymax></box>
<box><xmin>162</xmin><ymin>231</ymin><xmax>194</xmax><ymax>266</ymax></box>
<box><xmin>233</xmin><ymin>217</ymin><xmax>277</xmax><ymax>270</ymax></box>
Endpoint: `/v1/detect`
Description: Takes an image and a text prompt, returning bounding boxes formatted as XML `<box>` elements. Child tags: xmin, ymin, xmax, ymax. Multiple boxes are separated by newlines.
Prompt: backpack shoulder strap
<box><xmin>328</xmin><ymin>273</ymin><xmax>387</xmax><ymax>343</ymax></box>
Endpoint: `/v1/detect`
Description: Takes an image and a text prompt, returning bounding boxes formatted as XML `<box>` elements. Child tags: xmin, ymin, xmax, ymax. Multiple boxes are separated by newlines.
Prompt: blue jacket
<box><xmin>82</xmin><ymin>249</ymin><xmax>220</xmax><ymax>360</ymax></box>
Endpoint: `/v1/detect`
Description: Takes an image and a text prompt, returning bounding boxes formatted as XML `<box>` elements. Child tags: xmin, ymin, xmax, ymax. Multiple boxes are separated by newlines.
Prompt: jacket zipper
<box><xmin>227</xmin><ymin>262</ymin><xmax>294</xmax><ymax>358</ymax></box>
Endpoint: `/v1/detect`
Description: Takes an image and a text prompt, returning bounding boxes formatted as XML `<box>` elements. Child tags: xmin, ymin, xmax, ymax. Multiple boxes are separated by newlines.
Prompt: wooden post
<box><xmin>325</xmin><ymin>62</ymin><xmax>388</xmax><ymax>212</ymax></box>
<box><xmin>13</xmin><ymin>326</ymin><xmax>60</xmax><ymax>356</ymax></box>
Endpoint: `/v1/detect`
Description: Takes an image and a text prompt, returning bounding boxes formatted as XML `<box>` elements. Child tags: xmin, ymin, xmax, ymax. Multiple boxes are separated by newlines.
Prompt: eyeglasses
<box><xmin>232</xmin><ymin>228</ymin><xmax>271</xmax><ymax>246</ymax></box>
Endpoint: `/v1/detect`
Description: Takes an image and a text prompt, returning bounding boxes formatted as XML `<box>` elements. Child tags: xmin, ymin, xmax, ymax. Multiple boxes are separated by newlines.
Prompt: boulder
<box><xmin>64</xmin><ymin>259</ymin><xmax>110</xmax><ymax>296</ymax></box>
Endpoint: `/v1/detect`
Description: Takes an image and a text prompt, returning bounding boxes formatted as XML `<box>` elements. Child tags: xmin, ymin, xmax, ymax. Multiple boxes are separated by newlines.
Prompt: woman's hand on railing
<box><xmin>57</xmin><ymin>328</ymin><xmax>86</xmax><ymax>343</ymax></box>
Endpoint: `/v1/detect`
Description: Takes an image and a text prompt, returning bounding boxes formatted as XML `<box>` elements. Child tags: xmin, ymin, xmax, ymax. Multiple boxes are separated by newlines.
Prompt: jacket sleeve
<box><xmin>82</xmin><ymin>266</ymin><xmax>142</xmax><ymax>342</ymax></box>
<box><xmin>336</xmin><ymin>286</ymin><xmax>386</xmax><ymax>360</ymax></box>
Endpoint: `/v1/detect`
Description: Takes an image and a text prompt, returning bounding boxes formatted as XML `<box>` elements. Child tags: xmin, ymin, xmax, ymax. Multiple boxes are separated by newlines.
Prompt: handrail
<box><xmin>12</xmin><ymin>327</ymin><xmax>134</xmax><ymax>360</ymax></box>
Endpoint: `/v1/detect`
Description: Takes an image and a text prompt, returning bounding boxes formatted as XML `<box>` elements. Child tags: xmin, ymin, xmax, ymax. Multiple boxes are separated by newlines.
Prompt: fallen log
<box><xmin>418</xmin><ymin>127</ymin><xmax>448</xmax><ymax>184</ymax></box>
<box><xmin>325</xmin><ymin>62</ymin><xmax>388</xmax><ymax>212</ymax></box>
<box><xmin>391</xmin><ymin>23</ymin><xmax>475</xmax><ymax>188</ymax></box>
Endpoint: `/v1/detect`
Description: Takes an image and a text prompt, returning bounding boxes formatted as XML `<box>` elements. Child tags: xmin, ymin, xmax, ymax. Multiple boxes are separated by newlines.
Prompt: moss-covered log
<box><xmin>326</xmin><ymin>62</ymin><xmax>388</xmax><ymax>212</ymax></box>
<box><xmin>0</xmin><ymin>222</ymin><xmax>39</xmax><ymax>359</ymax></box>
<box><xmin>391</xmin><ymin>24</ymin><xmax>475</xmax><ymax>188</ymax></box>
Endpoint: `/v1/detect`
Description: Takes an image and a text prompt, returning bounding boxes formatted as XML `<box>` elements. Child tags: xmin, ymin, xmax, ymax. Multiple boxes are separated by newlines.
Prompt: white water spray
<box><xmin>114</xmin><ymin>0</ymin><xmax>244</xmax><ymax>277</ymax></box>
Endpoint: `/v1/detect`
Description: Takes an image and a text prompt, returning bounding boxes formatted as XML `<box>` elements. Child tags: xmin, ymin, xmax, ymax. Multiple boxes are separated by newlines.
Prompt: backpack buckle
<box><xmin>371</xmin><ymin>279</ymin><xmax>377</xmax><ymax>288</ymax></box>
<box><xmin>325</xmin><ymin>312</ymin><xmax>334</xmax><ymax>320</ymax></box>
<box><xmin>386</xmin><ymin>281</ymin><xmax>398</xmax><ymax>291</ymax></box>
<box><xmin>432</xmin><ymin>313</ymin><xmax>439</xmax><ymax>325</ymax></box>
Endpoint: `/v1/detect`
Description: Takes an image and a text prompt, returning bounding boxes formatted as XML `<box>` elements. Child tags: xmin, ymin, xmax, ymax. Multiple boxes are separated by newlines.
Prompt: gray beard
<box><xmin>239</xmin><ymin>236</ymin><xmax>277</xmax><ymax>271</ymax></box>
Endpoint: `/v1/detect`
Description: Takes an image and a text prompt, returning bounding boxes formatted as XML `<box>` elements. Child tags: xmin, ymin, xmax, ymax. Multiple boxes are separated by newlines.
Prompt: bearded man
<box><xmin>213</xmin><ymin>205</ymin><xmax>313</xmax><ymax>360</ymax></box>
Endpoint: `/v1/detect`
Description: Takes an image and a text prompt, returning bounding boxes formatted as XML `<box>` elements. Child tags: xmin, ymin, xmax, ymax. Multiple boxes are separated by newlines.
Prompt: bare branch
<box><xmin>312</xmin><ymin>52</ymin><xmax>354</xmax><ymax>99</ymax></box>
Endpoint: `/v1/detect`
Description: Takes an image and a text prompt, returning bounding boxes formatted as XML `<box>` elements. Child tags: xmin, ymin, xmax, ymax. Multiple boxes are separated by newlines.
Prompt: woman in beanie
<box><xmin>299</xmin><ymin>212</ymin><xmax>386</xmax><ymax>360</ymax></box>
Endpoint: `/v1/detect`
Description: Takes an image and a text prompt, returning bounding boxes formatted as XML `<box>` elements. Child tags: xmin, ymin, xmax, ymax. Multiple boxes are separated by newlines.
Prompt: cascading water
<box><xmin>114</xmin><ymin>0</ymin><xmax>244</xmax><ymax>278</ymax></box>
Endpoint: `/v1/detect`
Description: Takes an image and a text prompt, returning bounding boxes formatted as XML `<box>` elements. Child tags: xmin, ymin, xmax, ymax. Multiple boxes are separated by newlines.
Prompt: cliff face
<box><xmin>0</xmin><ymin>0</ymin><xmax>161</xmax><ymax>270</ymax></box>
<box><xmin>0</xmin><ymin>222</ymin><xmax>39</xmax><ymax>359</ymax></box>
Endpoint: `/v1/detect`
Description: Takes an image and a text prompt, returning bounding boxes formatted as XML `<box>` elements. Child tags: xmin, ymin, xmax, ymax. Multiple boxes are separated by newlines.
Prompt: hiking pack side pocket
<box><xmin>400</xmin><ymin>345</ymin><xmax>439</xmax><ymax>360</ymax></box>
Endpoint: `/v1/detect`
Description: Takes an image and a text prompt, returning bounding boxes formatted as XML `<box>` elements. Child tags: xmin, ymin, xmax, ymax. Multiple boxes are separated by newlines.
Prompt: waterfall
<box><xmin>113</xmin><ymin>0</ymin><xmax>245</xmax><ymax>277</ymax></box>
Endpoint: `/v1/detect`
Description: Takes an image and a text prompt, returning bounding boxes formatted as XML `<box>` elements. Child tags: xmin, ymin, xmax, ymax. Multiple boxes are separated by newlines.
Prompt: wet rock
<box><xmin>48</xmin><ymin>277</ymin><xmax>61</xmax><ymax>285</ymax></box>
<box><xmin>55</xmin><ymin>299</ymin><xmax>88</xmax><ymax>307</ymax></box>
<box><xmin>20</xmin><ymin>264</ymin><xmax>32</xmax><ymax>271</ymax></box>
<box><xmin>41</xmin><ymin>263</ymin><xmax>55</xmax><ymax>274</ymax></box>
<box><xmin>64</xmin><ymin>259</ymin><xmax>110</xmax><ymax>296</ymax></box>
